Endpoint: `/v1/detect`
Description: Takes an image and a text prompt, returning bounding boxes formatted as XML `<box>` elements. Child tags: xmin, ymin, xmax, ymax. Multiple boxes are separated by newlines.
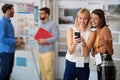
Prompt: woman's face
<box><xmin>91</xmin><ymin>13</ymin><xmax>101</xmax><ymax>28</ymax></box>
<box><xmin>77</xmin><ymin>13</ymin><xmax>89</xmax><ymax>28</ymax></box>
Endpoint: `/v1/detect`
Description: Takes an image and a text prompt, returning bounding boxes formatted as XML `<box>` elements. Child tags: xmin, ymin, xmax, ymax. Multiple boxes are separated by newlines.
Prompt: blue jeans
<box><xmin>63</xmin><ymin>60</ymin><xmax>90</xmax><ymax>80</ymax></box>
<box><xmin>0</xmin><ymin>52</ymin><xmax>14</xmax><ymax>80</ymax></box>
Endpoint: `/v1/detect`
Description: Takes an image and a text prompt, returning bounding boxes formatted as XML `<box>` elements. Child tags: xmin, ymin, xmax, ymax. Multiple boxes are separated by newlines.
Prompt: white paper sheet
<box><xmin>95</xmin><ymin>53</ymin><xmax>102</xmax><ymax>65</ymax></box>
<box><xmin>76</xmin><ymin>56</ymin><xmax>84</xmax><ymax>67</ymax></box>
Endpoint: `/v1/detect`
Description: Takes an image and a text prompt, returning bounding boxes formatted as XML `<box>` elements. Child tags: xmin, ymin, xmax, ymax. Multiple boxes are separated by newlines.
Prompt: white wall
<box><xmin>0</xmin><ymin>0</ymin><xmax>120</xmax><ymax>80</ymax></box>
<box><xmin>11</xmin><ymin>51</ymin><xmax>40</xmax><ymax>80</ymax></box>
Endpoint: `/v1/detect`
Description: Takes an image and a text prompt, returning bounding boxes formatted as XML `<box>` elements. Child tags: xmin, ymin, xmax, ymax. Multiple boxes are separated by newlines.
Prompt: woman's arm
<box><xmin>67</xmin><ymin>28</ymin><xmax>80</xmax><ymax>54</ymax></box>
<box><xmin>103</xmin><ymin>27</ymin><xmax>114</xmax><ymax>55</ymax></box>
<box><xmin>82</xmin><ymin>31</ymin><xmax>96</xmax><ymax>57</ymax></box>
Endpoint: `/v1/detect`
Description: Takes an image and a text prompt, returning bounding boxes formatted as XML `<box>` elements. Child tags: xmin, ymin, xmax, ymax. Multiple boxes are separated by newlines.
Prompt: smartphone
<box><xmin>75</xmin><ymin>32</ymin><xmax>80</xmax><ymax>39</ymax></box>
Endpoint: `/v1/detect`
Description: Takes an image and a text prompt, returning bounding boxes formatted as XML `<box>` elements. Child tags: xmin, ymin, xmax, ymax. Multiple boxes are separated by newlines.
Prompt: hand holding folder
<box><xmin>34</xmin><ymin>27</ymin><xmax>53</xmax><ymax>46</ymax></box>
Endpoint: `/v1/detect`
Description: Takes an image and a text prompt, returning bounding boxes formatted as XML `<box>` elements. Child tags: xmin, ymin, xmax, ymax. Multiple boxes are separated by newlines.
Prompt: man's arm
<box><xmin>0</xmin><ymin>22</ymin><xmax>16</xmax><ymax>45</ymax></box>
<box><xmin>45</xmin><ymin>23</ymin><xmax>59</xmax><ymax>43</ymax></box>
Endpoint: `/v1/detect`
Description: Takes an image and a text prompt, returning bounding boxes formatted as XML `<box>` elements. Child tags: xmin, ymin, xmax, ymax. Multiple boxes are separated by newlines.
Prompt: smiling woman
<box><xmin>63</xmin><ymin>8</ymin><xmax>96</xmax><ymax>80</ymax></box>
<box><xmin>91</xmin><ymin>9</ymin><xmax>116</xmax><ymax>80</ymax></box>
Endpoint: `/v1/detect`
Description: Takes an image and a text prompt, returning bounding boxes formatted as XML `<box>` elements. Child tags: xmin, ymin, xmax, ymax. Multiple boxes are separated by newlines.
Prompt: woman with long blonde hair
<box><xmin>63</xmin><ymin>8</ymin><xmax>96</xmax><ymax>80</ymax></box>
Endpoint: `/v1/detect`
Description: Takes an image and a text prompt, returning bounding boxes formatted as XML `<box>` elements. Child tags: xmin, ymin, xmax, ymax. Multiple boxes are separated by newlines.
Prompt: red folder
<box><xmin>34</xmin><ymin>27</ymin><xmax>53</xmax><ymax>46</ymax></box>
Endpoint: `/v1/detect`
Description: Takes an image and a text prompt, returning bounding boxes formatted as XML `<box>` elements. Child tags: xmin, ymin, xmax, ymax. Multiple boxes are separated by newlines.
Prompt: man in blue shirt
<box><xmin>37</xmin><ymin>7</ymin><xmax>59</xmax><ymax>80</ymax></box>
<box><xmin>0</xmin><ymin>4</ymin><xmax>23</xmax><ymax>80</ymax></box>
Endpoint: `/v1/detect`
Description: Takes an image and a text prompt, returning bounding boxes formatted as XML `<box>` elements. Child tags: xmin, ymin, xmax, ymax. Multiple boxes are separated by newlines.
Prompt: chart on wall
<box><xmin>17</xmin><ymin>3</ymin><xmax>35</xmax><ymax>50</ymax></box>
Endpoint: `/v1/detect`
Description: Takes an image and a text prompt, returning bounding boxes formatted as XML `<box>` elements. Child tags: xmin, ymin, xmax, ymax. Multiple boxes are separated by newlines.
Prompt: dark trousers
<box><xmin>0</xmin><ymin>52</ymin><xmax>14</xmax><ymax>80</ymax></box>
<box><xmin>97</xmin><ymin>53</ymin><xmax>116</xmax><ymax>80</ymax></box>
<box><xmin>63</xmin><ymin>60</ymin><xmax>90</xmax><ymax>80</ymax></box>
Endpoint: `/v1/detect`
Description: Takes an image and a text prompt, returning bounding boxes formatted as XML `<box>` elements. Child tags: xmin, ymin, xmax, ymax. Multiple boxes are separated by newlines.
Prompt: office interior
<box><xmin>0</xmin><ymin>0</ymin><xmax>120</xmax><ymax>80</ymax></box>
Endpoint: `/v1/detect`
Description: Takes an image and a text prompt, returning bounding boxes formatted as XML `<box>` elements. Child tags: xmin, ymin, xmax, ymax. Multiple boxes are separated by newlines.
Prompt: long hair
<box><xmin>75</xmin><ymin>8</ymin><xmax>90</xmax><ymax>29</ymax></box>
<box><xmin>91</xmin><ymin>9</ymin><xmax>107</xmax><ymax>28</ymax></box>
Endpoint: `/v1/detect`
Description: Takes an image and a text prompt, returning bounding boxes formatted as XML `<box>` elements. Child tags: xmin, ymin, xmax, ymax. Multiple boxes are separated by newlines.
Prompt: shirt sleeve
<box><xmin>0</xmin><ymin>21</ymin><xmax>16</xmax><ymax>45</ymax></box>
<box><xmin>103</xmin><ymin>27</ymin><xmax>112</xmax><ymax>39</ymax></box>
<box><xmin>103</xmin><ymin>26</ymin><xmax>113</xmax><ymax>54</ymax></box>
<box><xmin>46</xmin><ymin>23</ymin><xmax>59</xmax><ymax>43</ymax></box>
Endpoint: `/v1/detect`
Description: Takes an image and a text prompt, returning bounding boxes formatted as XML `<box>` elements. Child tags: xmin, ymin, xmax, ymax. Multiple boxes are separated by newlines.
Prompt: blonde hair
<box><xmin>75</xmin><ymin>8</ymin><xmax>90</xmax><ymax>29</ymax></box>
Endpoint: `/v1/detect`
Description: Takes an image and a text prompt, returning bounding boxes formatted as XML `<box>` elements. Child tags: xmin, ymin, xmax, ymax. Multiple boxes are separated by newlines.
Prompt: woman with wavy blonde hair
<box><xmin>63</xmin><ymin>8</ymin><xmax>96</xmax><ymax>80</ymax></box>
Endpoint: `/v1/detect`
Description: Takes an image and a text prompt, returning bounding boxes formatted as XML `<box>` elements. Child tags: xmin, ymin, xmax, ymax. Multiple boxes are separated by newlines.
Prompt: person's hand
<box><xmin>16</xmin><ymin>37</ymin><xmax>24</xmax><ymax>46</ymax></box>
<box><xmin>98</xmin><ymin>46</ymin><xmax>106</xmax><ymax>53</ymax></box>
<box><xmin>73</xmin><ymin>36</ymin><xmax>81</xmax><ymax>45</ymax></box>
<box><xmin>81</xmin><ymin>36</ymin><xmax>86</xmax><ymax>46</ymax></box>
<box><xmin>104</xmin><ymin>38</ymin><xmax>114</xmax><ymax>44</ymax></box>
<box><xmin>37</xmin><ymin>38</ymin><xmax>46</xmax><ymax>44</ymax></box>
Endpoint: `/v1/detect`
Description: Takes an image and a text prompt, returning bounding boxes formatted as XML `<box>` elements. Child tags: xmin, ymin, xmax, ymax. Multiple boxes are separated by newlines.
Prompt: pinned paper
<box><xmin>95</xmin><ymin>53</ymin><xmax>102</xmax><ymax>65</ymax></box>
<box><xmin>16</xmin><ymin>57</ymin><xmax>27</xmax><ymax>67</ymax></box>
<box><xmin>76</xmin><ymin>56</ymin><xmax>84</xmax><ymax>68</ymax></box>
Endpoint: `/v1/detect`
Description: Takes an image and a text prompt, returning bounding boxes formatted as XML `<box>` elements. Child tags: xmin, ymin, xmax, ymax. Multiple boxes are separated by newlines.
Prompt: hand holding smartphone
<box><xmin>74</xmin><ymin>32</ymin><xmax>81</xmax><ymax>43</ymax></box>
<box><xmin>75</xmin><ymin>32</ymin><xmax>80</xmax><ymax>39</ymax></box>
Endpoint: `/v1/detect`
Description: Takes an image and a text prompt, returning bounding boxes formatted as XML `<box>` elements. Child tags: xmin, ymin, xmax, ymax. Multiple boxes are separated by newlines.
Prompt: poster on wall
<box><xmin>107</xmin><ymin>4</ymin><xmax>120</xmax><ymax>21</ymax></box>
<box><xmin>17</xmin><ymin>3</ymin><xmax>34</xmax><ymax>13</ymax></box>
<box><xmin>59</xmin><ymin>8</ymin><xmax>80</xmax><ymax>24</ymax></box>
<box><xmin>58</xmin><ymin>0</ymin><xmax>87</xmax><ymax>26</ymax></box>
<box><xmin>17</xmin><ymin>3</ymin><xmax>35</xmax><ymax>50</ymax></box>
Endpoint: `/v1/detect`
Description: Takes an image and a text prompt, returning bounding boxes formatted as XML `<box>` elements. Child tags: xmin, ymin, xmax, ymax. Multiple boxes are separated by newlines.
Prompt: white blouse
<box><xmin>65</xmin><ymin>27</ymin><xmax>90</xmax><ymax>63</ymax></box>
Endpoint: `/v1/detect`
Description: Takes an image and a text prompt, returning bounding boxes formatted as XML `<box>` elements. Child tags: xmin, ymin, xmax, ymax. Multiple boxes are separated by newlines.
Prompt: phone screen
<box><xmin>75</xmin><ymin>32</ymin><xmax>80</xmax><ymax>39</ymax></box>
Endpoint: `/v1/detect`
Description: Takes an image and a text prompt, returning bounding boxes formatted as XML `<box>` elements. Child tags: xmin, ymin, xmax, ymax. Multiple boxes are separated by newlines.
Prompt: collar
<box><xmin>42</xmin><ymin>19</ymin><xmax>50</xmax><ymax>24</ymax></box>
<box><xmin>2</xmin><ymin>16</ymin><xmax>11</xmax><ymax>22</ymax></box>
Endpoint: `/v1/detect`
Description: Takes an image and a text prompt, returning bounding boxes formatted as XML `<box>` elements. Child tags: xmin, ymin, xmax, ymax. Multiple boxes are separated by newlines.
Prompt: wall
<box><xmin>57</xmin><ymin>0</ymin><xmax>120</xmax><ymax>80</ymax></box>
<box><xmin>0</xmin><ymin>1</ymin><xmax>40</xmax><ymax>80</ymax></box>
<box><xmin>0</xmin><ymin>0</ymin><xmax>120</xmax><ymax>80</ymax></box>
